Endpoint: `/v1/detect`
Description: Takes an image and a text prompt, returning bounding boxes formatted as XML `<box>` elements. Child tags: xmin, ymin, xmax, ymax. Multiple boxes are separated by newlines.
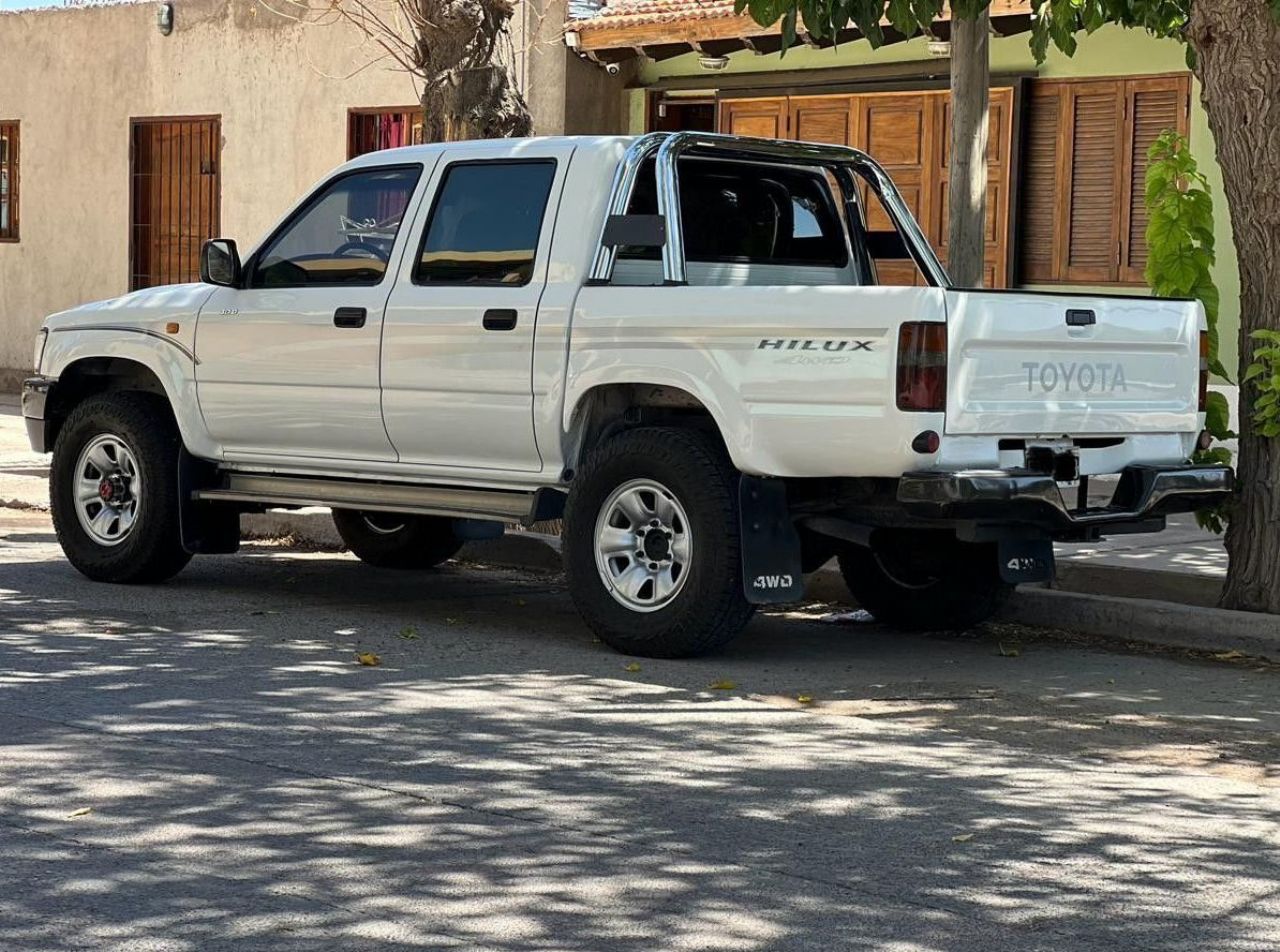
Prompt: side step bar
<box><xmin>193</xmin><ymin>473</ymin><xmax>560</xmax><ymax>525</ymax></box>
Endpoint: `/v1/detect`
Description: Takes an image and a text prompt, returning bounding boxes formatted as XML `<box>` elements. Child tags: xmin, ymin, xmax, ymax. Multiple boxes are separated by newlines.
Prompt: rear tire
<box><xmin>837</xmin><ymin>530</ymin><xmax>1011</xmax><ymax>631</ymax></box>
<box><xmin>331</xmin><ymin>510</ymin><xmax>463</xmax><ymax>569</ymax></box>
<box><xmin>50</xmin><ymin>392</ymin><xmax>193</xmax><ymax>584</ymax></box>
<box><xmin>563</xmin><ymin>426</ymin><xmax>754</xmax><ymax>658</ymax></box>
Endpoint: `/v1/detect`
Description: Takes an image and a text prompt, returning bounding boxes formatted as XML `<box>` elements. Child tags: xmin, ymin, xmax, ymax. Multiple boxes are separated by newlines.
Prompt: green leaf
<box><xmin>1082</xmin><ymin>0</ymin><xmax>1106</xmax><ymax>32</ymax></box>
<box><xmin>1205</xmin><ymin>390</ymin><xmax>1232</xmax><ymax>440</ymax></box>
<box><xmin>780</xmin><ymin>7</ymin><xmax>798</xmax><ymax>51</ymax></box>
<box><xmin>886</xmin><ymin>0</ymin><xmax>919</xmax><ymax>36</ymax></box>
<box><xmin>747</xmin><ymin>0</ymin><xmax>776</xmax><ymax>27</ymax></box>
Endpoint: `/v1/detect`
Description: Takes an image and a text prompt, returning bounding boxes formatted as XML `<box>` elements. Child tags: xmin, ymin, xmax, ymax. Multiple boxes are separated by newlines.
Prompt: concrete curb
<box><xmin>999</xmin><ymin>587</ymin><xmax>1279</xmax><ymax>660</ymax></box>
<box><xmin>1052</xmin><ymin>560</ymin><xmax>1222</xmax><ymax>608</ymax></box>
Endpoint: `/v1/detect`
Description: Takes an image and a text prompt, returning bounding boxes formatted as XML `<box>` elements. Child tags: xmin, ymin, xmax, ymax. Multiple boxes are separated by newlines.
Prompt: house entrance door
<box><xmin>129</xmin><ymin>117</ymin><xmax>221</xmax><ymax>291</ymax></box>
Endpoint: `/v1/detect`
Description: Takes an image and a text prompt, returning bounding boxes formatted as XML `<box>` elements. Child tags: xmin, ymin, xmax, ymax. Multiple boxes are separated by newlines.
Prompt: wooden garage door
<box><xmin>130</xmin><ymin>117</ymin><xmax>221</xmax><ymax>291</ymax></box>
<box><xmin>719</xmin><ymin>89</ymin><xmax>1014</xmax><ymax>287</ymax></box>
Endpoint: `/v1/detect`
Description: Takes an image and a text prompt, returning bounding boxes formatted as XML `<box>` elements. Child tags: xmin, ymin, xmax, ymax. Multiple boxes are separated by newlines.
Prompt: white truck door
<box><xmin>195</xmin><ymin>163</ymin><xmax>431</xmax><ymax>461</ymax></box>
<box><xmin>380</xmin><ymin>144</ymin><xmax>571</xmax><ymax>472</ymax></box>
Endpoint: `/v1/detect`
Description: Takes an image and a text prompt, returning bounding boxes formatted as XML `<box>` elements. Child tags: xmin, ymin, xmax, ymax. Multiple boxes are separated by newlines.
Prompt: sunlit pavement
<box><xmin>1</xmin><ymin>507</ymin><xmax>1277</xmax><ymax>951</ymax></box>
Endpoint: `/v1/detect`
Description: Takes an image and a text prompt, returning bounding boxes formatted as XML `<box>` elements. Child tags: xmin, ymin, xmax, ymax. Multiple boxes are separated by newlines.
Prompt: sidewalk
<box><xmin>0</xmin><ymin>395</ymin><xmax>49</xmax><ymax>510</ymax></box>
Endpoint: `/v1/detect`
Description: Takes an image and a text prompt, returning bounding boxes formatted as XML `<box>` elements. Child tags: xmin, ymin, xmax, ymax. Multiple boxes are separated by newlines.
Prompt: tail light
<box><xmin>897</xmin><ymin>322</ymin><xmax>947</xmax><ymax>412</ymax></box>
<box><xmin>1198</xmin><ymin>331</ymin><xmax>1209</xmax><ymax>413</ymax></box>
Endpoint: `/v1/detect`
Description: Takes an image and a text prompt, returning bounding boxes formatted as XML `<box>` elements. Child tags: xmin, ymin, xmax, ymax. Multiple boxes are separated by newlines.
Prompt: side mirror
<box><xmin>200</xmin><ymin>238</ymin><xmax>242</xmax><ymax>287</ymax></box>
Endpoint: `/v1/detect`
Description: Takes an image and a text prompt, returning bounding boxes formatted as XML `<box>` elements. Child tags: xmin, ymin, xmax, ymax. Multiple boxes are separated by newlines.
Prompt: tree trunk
<box><xmin>410</xmin><ymin>0</ymin><xmax>532</xmax><ymax>143</ymax></box>
<box><xmin>423</xmin><ymin>64</ymin><xmax>532</xmax><ymax>142</ymax></box>
<box><xmin>1187</xmin><ymin>0</ymin><xmax>1280</xmax><ymax>613</ymax></box>
<box><xmin>947</xmin><ymin>11</ymin><xmax>990</xmax><ymax>288</ymax></box>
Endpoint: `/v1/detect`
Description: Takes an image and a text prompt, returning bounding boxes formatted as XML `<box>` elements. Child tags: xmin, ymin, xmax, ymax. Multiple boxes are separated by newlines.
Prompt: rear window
<box><xmin>620</xmin><ymin>158</ymin><xmax>848</xmax><ymax>268</ymax></box>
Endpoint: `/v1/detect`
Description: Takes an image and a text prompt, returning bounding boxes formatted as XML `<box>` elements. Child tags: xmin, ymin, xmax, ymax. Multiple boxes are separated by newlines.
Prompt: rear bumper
<box><xmin>898</xmin><ymin>463</ymin><xmax>1233</xmax><ymax>531</ymax></box>
<box><xmin>22</xmin><ymin>375</ymin><xmax>52</xmax><ymax>453</ymax></box>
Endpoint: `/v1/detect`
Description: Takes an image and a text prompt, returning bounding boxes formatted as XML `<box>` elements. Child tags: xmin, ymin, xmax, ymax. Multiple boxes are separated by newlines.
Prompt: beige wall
<box><xmin>0</xmin><ymin>0</ymin><xmax>590</xmax><ymax>378</ymax></box>
<box><xmin>523</xmin><ymin>0</ymin><xmax>633</xmax><ymax>137</ymax></box>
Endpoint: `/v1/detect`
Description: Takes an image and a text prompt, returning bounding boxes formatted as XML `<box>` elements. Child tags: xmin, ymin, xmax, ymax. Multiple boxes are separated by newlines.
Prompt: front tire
<box><xmin>50</xmin><ymin>392</ymin><xmax>193</xmax><ymax>584</ymax></box>
<box><xmin>563</xmin><ymin>427</ymin><xmax>754</xmax><ymax>658</ymax></box>
<box><xmin>331</xmin><ymin>510</ymin><xmax>463</xmax><ymax>569</ymax></box>
<box><xmin>837</xmin><ymin>530</ymin><xmax>1012</xmax><ymax>631</ymax></box>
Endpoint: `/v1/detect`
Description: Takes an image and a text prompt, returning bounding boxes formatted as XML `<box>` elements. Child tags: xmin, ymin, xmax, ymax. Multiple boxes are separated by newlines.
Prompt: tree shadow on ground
<box><xmin>0</xmin><ymin>547</ymin><xmax>1277</xmax><ymax>951</ymax></box>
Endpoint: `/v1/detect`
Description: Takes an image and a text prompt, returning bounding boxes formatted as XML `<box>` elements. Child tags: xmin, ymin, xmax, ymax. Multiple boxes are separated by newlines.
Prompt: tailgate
<box><xmin>944</xmin><ymin>290</ymin><xmax>1202</xmax><ymax>436</ymax></box>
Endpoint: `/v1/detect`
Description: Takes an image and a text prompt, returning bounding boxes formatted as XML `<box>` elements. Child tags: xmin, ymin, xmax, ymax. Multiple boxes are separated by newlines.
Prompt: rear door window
<box><xmin>620</xmin><ymin>158</ymin><xmax>849</xmax><ymax>268</ymax></box>
<box><xmin>414</xmin><ymin>161</ymin><xmax>557</xmax><ymax>286</ymax></box>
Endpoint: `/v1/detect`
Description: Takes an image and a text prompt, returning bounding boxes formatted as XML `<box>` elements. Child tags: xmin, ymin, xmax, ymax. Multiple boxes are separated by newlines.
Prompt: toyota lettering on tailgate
<box><xmin>1022</xmin><ymin>361</ymin><xmax>1128</xmax><ymax>394</ymax></box>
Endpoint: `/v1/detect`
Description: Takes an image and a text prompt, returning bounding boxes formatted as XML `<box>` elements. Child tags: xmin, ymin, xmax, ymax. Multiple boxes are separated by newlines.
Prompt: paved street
<box><xmin>1</xmin><ymin>506</ymin><xmax>1278</xmax><ymax>951</ymax></box>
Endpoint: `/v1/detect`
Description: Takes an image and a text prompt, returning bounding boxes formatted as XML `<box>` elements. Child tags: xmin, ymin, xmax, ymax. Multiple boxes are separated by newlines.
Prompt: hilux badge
<box><xmin>758</xmin><ymin>338</ymin><xmax>873</xmax><ymax>352</ymax></box>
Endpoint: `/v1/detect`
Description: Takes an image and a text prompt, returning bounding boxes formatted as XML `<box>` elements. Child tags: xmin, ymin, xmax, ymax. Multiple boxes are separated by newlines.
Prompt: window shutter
<box><xmin>1019</xmin><ymin>86</ymin><xmax>1065</xmax><ymax>283</ymax></box>
<box><xmin>718</xmin><ymin>98</ymin><xmax>787</xmax><ymax>139</ymax></box>
<box><xmin>1064</xmin><ymin>82</ymin><xmax>1124</xmax><ymax>283</ymax></box>
<box><xmin>1119</xmin><ymin>76</ymin><xmax>1191</xmax><ymax>284</ymax></box>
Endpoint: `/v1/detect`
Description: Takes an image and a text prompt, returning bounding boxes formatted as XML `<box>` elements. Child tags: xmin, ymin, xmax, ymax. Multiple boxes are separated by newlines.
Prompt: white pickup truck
<box><xmin>23</xmin><ymin>132</ymin><xmax>1231</xmax><ymax>657</ymax></box>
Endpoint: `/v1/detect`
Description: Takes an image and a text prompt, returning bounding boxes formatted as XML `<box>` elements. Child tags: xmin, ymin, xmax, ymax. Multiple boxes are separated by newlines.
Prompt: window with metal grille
<box><xmin>348</xmin><ymin>108</ymin><xmax>425</xmax><ymax>158</ymax></box>
<box><xmin>129</xmin><ymin>117</ymin><xmax>221</xmax><ymax>290</ymax></box>
<box><xmin>0</xmin><ymin>121</ymin><xmax>18</xmax><ymax>242</ymax></box>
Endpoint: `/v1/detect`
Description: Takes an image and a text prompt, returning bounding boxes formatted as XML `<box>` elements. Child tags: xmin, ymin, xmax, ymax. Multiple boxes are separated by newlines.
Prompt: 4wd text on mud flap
<box><xmin>753</xmin><ymin>574</ymin><xmax>794</xmax><ymax>590</ymax></box>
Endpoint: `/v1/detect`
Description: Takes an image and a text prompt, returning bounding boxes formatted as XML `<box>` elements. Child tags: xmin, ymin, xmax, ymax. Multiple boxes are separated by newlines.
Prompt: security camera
<box><xmin>605</xmin><ymin>62</ymin><xmax>621</xmax><ymax>75</ymax></box>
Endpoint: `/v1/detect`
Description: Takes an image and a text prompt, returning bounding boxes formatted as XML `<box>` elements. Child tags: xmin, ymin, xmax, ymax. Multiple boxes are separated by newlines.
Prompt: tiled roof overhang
<box><xmin>566</xmin><ymin>0</ymin><xmax>1031</xmax><ymax>59</ymax></box>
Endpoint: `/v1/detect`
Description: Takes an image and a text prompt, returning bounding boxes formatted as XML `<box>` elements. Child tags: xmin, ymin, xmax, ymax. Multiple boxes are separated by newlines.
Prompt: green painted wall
<box><xmin>625</xmin><ymin>24</ymin><xmax>1240</xmax><ymax>376</ymax></box>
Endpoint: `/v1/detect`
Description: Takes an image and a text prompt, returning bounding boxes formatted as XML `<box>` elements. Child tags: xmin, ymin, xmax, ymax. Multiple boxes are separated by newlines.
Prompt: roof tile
<box><xmin>569</xmin><ymin>0</ymin><xmax>739</xmax><ymax>30</ymax></box>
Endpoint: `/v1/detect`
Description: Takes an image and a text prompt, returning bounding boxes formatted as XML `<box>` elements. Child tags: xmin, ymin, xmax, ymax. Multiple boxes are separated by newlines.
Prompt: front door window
<box><xmin>250</xmin><ymin>166</ymin><xmax>421</xmax><ymax>288</ymax></box>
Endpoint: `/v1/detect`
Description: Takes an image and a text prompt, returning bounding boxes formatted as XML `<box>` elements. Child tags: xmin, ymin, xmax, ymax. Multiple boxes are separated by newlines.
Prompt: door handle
<box><xmin>483</xmin><ymin>308</ymin><xmax>518</xmax><ymax>331</ymax></box>
<box><xmin>1065</xmin><ymin>308</ymin><xmax>1096</xmax><ymax>327</ymax></box>
<box><xmin>334</xmin><ymin>307</ymin><xmax>367</xmax><ymax>328</ymax></box>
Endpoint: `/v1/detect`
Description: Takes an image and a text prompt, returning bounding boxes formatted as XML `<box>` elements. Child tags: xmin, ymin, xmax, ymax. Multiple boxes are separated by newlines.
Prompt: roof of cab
<box><xmin>339</xmin><ymin>135</ymin><xmax>639</xmax><ymax>172</ymax></box>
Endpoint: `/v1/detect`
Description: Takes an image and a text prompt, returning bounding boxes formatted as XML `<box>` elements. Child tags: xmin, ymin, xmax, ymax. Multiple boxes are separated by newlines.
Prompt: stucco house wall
<box><xmin>0</xmin><ymin>0</ymin><xmax>624</xmax><ymax>382</ymax></box>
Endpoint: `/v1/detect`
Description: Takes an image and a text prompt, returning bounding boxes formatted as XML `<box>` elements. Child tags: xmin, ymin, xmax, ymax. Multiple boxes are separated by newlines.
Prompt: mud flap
<box><xmin>739</xmin><ymin>476</ymin><xmax>805</xmax><ymax>604</ymax></box>
<box><xmin>997</xmin><ymin>536</ymin><xmax>1055</xmax><ymax>584</ymax></box>
<box><xmin>178</xmin><ymin>449</ymin><xmax>240</xmax><ymax>555</ymax></box>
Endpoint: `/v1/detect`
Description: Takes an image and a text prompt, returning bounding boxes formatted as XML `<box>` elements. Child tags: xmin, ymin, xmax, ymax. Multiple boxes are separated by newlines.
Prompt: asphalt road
<box><xmin>1</xmin><ymin>507</ymin><xmax>1278</xmax><ymax>951</ymax></box>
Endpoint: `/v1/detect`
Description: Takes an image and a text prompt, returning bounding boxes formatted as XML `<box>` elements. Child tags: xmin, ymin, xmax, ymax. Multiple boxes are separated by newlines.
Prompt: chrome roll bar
<box><xmin>589</xmin><ymin>131</ymin><xmax>951</xmax><ymax>289</ymax></box>
<box><xmin>588</xmin><ymin>132</ymin><xmax>668</xmax><ymax>283</ymax></box>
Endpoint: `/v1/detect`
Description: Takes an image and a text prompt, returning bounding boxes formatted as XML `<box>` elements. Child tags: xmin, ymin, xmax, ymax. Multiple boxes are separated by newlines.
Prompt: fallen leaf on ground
<box><xmin>708</xmin><ymin>679</ymin><xmax>737</xmax><ymax>691</ymax></box>
<box><xmin>399</xmin><ymin>626</ymin><xmax>418</xmax><ymax>640</ymax></box>
<box><xmin>952</xmin><ymin>833</ymin><xmax>974</xmax><ymax>843</ymax></box>
<box><xmin>356</xmin><ymin>652</ymin><xmax>381</xmax><ymax>666</ymax></box>
<box><xmin>796</xmin><ymin>694</ymin><xmax>814</xmax><ymax>704</ymax></box>
<box><xmin>1213</xmin><ymin>649</ymin><xmax>1246</xmax><ymax>661</ymax></box>
<box><xmin>66</xmin><ymin>807</ymin><xmax>93</xmax><ymax>818</ymax></box>
<box><xmin>623</xmin><ymin>662</ymin><xmax>642</xmax><ymax>672</ymax></box>
<box><xmin>997</xmin><ymin>643</ymin><xmax>1021</xmax><ymax>658</ymax></box>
